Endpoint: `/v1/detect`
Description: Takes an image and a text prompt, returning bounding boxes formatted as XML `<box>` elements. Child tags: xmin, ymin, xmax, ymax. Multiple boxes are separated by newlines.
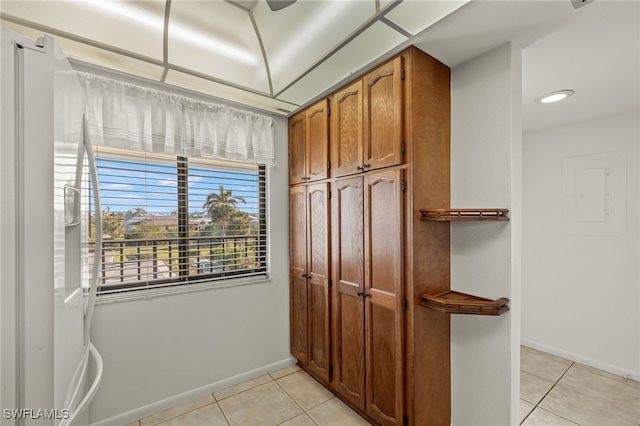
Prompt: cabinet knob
<box><xmin>363</xmin><ymin>163</ymin><xmax>370</xmax><ymax>170</ymax></box>
<box><xmin>356</xmin><ymin>165</ymin><xmax>363</xmax><ymax>171</ymax></box>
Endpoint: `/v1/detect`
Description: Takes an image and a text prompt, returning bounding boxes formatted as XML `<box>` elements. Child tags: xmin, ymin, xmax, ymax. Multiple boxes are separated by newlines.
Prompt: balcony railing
<box><xmin>88</xmin><ymin>234</ymin><xmax>265</xmax><ymax>292</ymax></box>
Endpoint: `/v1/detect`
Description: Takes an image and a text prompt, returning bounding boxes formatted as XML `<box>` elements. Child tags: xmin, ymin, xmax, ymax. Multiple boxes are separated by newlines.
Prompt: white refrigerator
<box><xmin>1</xmin><ymin>27</ymin><xmax>103</xmax><ymax>425</ymax></box>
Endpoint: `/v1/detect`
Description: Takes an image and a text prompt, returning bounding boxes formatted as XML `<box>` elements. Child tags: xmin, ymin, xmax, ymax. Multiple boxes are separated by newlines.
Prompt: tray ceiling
<box><xmin>0</xmin><ymin>0</ymin><xmax>468</xmax><ymax>115</ymax></box>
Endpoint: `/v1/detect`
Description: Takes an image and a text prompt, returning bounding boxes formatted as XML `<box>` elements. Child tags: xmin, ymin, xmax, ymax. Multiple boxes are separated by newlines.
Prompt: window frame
<box><xmin>86</xmin><ymin>146</ymin><xmax>270</xmax><ymax>300</ymax></box>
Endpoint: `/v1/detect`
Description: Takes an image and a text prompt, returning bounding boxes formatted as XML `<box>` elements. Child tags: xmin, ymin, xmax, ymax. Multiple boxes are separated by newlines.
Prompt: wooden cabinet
<box><xmin>289</xmin><ymin>99</ymin><xmax>329</xmax><ymax>185</ymax></box>
<box><xmin>332</xmin><ymin>80</ymin><xmax>363</xmax><ymax>177</ymax></box>
<box><xmin>290</xmin><ymin>46</ymin><xmax>452</xmax><ymax>426</ymax></box>
<box><xmin>332</xmin><ymin>170</ymin><xmax>404</xmax><ymax>426</ymax></box>
<box><xmin>332</xmin><ymin>176</ymin><xmax>365</xmax><ymax>408</ymax></box>
<box><xmin>289</xmin><ymin>183</ymin><xmax>331</xmax><ymax>382</ymax></box>
<box><xmin>363</xmin><ymin>170</ymin><xmax>404</xmax><ymax>426</ymax></box>
<box><xmin>363</xmin><ymin>57</ymin><xmax>404</xmax><ymax>172</ymax></box>
<box><xmin>289</xmin><ymin>111</ymin><xmax>306</xmax><ymax>185</ymax></box>
<box><xmin>332</xmin><ymin>57</ymin><xmax>404</xmax><ymax>178</ymax></box>
<box><xmin>306</xmin><ymin>99</ymin><xmax>330</xmax><ymax>182</ymax></box>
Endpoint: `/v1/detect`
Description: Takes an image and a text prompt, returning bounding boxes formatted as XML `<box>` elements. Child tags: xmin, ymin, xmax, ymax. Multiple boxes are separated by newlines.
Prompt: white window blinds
<box><xmin>87</xmin><ymin>147</ymin><xmax>267</xmax><ymax>295</ymax></box>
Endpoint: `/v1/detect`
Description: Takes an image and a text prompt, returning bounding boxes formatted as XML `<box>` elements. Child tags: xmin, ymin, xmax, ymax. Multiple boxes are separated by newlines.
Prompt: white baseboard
<box><xmin>90</xmin><ymin>356</ymin><xmax>297</xmax><ymax>426</ymax></box>
<box><xmin>521</xmin><ymin>338</ymin><xmax>640</xmax><ymax>382</ymax></box>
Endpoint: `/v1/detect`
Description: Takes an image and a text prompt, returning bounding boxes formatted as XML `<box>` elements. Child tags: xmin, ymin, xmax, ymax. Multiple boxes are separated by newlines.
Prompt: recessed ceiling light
<box><xmin>535</xmin><ymin>89</ymin><xmax>575</xmax><ymax>104</ymax></box>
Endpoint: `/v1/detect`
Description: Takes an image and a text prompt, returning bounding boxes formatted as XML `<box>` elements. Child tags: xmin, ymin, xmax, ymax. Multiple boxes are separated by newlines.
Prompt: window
<box><xmin>86</xmin><ymin>146</ymin><xmax>268</xmax><ymax>295</ymax></box>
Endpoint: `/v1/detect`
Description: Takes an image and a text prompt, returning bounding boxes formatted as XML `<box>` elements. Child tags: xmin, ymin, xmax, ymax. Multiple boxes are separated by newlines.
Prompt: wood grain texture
<box><xmin>332</xmin><ymin>176</ymin><xmax>365</xmax><ymax>409</ymax></box>
<box><xmin>290</xmin><ymin>186</ymin><xmax>308</xmax><ymax>363</ymax></box>
<box><xmin>332</xmin><ymin>81</ymin><xmax>363</xmax><ymax>177</ymax></box>
<box><xmin>403</xmin><ymin>46</ymin><xmax>452</xmax><ymax>426</ymax></box>
<box><xmin>307</xmin><ymin>183</ymin><xmax>331</xmax><ymax>382</ymax></box>
<box><xmin>289</xmin><ymin>112</ymin><xmax>306</xmax><ymax>185</ymax></box>
<box><xmin>364</xmin><ymin>56</ymin><xmax>404</xmax><ymax>172</ymax></box>
<box><xmin>290</xmin><ymin>46</ymin><xmax>453</xmax><ymax>426</ymax></box>
<box><xmin>364</xmin><ymin>169</ymin><xmax>404</xmax><ymax>426</ymax></box>
<box><xmin>306</xmin><ymin>99</ymin><xmax>330</xmax><ymax>182</ymax></box>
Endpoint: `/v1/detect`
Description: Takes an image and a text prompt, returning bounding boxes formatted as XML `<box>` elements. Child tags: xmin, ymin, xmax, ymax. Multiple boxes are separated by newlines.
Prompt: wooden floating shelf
<box><xmin>420</xmin><ymin>209</ymin><xmax>509</xmax><ymax>221</ymax></box>
<box><xmin>421</xmin><ymin>290</ymin><xmax>510</xmax><ymax>316</ymax></box>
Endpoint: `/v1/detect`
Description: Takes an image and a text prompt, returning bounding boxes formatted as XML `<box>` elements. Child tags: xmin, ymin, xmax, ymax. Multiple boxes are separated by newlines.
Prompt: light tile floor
<box><xmin>520</xmin><ymin>346</ymin><xmax>640</xmax><ymax>426</ymax></box>
<box><xmin>127</xmin><ymin>347</ymin><xmax>640</xmax><ymax>426</ymax></box>
<box><xmin>127</xmin><ymin>365</ymin><xmax>371</xmax><ymax>426</ymax></box>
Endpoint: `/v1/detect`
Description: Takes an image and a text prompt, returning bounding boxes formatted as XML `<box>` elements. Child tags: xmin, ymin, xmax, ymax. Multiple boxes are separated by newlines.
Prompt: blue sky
<box><xmin>94</xmin><ymin>157</ymin><xmax>260</xmax><ymax>217</ymax></box>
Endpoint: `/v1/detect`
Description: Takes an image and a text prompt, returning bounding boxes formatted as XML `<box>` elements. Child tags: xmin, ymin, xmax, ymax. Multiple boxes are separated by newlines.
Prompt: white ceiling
<box><xmin>1</xmin><ymin>0</ymin><xmax>638</xmax><ymax>132</ymax></box>
<box><xmin>410</xmin><ymin>0</ymin><xmax>639</xmax><ymax>133</ymax></box>
<box><xmin>520</xmin><ymin>0</ymin><xmax>639</xmax><ymax>132</ymax></box>
<box><xmin>0</xmin><ymin>0</ymin><xmax>468</xmax><ymax>114</ymax></box>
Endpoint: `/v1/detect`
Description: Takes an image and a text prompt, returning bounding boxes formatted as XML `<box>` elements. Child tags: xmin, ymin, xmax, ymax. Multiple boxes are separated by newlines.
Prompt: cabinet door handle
<box><xmin>363</xmin><ymin>163</ymin><xmax>370</xmax><ymax>170</ymax></box>
<box><xmin>356</xmin><ymin>165</ymin><xmax>363</xmax><ymax>171</ymax></box>
<box><xmin>356</xmin><ymin>291</ymin><xmax>370</xmax><ymax>298</ymax></box>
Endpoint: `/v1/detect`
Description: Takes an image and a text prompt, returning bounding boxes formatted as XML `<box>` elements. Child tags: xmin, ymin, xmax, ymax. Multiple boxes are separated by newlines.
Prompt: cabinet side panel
<box><xmin>405</xmin><ymin>47</ymin><xmax>452</xmax><ymax>425</ymax></box>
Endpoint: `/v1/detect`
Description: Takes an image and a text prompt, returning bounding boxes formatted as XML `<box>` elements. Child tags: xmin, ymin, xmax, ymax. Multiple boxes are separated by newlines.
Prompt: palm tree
<box><xmin>203</xmin><ymin>185</ymin><xmax>246</xmax><ymax>236</ymax></box>
<box><xmin>133</xmin><ymin>206</ymin><xmax>147</xmax><ymax>217</ymax></box>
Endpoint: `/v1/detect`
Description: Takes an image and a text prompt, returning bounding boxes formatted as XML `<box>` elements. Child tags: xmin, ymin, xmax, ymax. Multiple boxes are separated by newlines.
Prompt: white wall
<box><xmin>87</xmin><ymin>92</ymin><xmax>291</xmax><ymax>423</ymax></box>
<box><xmin>450</xmin><ymin>42</ymin><xmax>522</xmax><ymax>425</ymax></box>
<box><xmin>522</xmin><ymin>111</ymin><xmax>640</xmax><ymax>380</ymax></box>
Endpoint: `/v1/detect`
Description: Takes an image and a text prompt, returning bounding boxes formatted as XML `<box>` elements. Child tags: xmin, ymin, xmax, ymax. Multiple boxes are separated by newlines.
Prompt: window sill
<box><xmin>93</xmin><ymin>274</ymin><xmax>271</xmax><ymax>306</ymax></box>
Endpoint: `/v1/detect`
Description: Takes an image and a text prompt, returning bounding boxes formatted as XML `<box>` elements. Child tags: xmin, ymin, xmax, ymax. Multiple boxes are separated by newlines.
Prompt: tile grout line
<box><xmin>521</xmin><ymin>361</ymin><xmax>578</xmax><ymax>425</ymax></box>
<box><xmin>137</xmin><ymin>367</ymin><xmax>313</xmax><ymax>426</ymax></box>
<box><xmin>214</xmin><ymin>374</ymin><xmax>276</xmax><ymax>402</ymax></box>
<box><xmin>147</xmin><ymin>402</ymin><xmax>220</xmax><ymax>426</ymax></box>
<box><xmin>210</xmin><ymin>369</ymin><xmax>307</xmax><ymax>426</ymax></box>
<box><xmin>273</xmin><ymin>372</ymin><xmax>308</xmax><ymax>419</ymax></box>
<box><xmin>211</xmin><ymin>387</ymin><xmax>231</xmax><ymax>426</ymax></box>
<box><xmin>272</xmin><ymin>371</ymin><xmax>327</xmax><ymax>426</ymax></box>
<box><xmin>214</xmin><ymin>370</ymin><xmax>300</xmax><ymax>426</ymax></box>
<box><xmin>535</xmin><ymin>407</ymin><xmax>582</xmax><ymax>426</ymax></box>
<box><xmin>216</xmin><ymin>398</ymin><xmax>232</xmax><ymax>426</ymax></box>
<box><xmin>152</xmin><ymin>374</ymin><xmax>279</xmax><ymax>426</ymax></box>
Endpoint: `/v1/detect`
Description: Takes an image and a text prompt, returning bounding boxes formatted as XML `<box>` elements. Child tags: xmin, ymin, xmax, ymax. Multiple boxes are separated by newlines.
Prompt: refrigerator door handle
<box><xmin>60</xmin><ymin>342</ymin><xmax>103</xmax><ymax>426</ymax></box>
<box><xmin>61</xmin><ymin>115</ymin><xmax>104</xmax><ymax>426</ymax></box>
<box><xmin>83</xmin><ymin>114</ymin><xmax>101</xmax><ymax>343</ymax></box>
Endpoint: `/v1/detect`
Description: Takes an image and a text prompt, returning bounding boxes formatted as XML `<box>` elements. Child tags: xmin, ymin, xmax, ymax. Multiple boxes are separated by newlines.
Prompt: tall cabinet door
<box><xmin>289</xmin><ymin>112</ymin><xmax>306</xmax><ymax>185</ymax></box>
<box><xmin>363</xmin><ymin>57</ymin><xmax>404</xmax><ymax>171</ymax></box>
<box><xmin>364</xmin><ymin>169</ymin><xmax>405</xmax><ymax>426</ymax></box>
<box><xmin>332</xmin><ymin>176</ymin><xmax>365</xmax><ymax>409</ymax></box>
<box><xmin>306</xmin><ymin>183</ymin><xmax>331</xmax><ymax>382</ymax></box>
<box><xmin>306</xmin><ymin>99</ymin><xmax>330</xmax><ymax>182</ymax></box>
<box><xmin>332</xmin><ymin>80</ymin><xmax>363</xmax><ymax>178</ymax></box>
<box><xmin>289</xmin><ymin>185</ymin><xmax>308</xmax><ymax>363</ymax></box>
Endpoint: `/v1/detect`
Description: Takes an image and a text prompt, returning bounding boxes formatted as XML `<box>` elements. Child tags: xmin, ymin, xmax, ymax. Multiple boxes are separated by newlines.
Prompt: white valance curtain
<box><xmin>78</xmin><ymin>72</ymin><xmax>275</xmax><ymax>165</ymax></box>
